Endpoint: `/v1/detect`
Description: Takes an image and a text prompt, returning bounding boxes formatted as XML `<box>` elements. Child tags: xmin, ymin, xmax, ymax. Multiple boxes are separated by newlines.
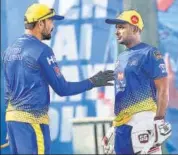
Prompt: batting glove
<box><xmin>89</xmin><ymin>70</ymin><xmax>115</xmax><ymax>87</ymax></box>
<box><xmin>101</xmin><ymin>126</ymin><xmax>115</xmax><ymax>154</ymax></box>
<box><xmin>153</xmin><ymin>118</ymin><xmax>172</xmax><ymax>146</ymax></box>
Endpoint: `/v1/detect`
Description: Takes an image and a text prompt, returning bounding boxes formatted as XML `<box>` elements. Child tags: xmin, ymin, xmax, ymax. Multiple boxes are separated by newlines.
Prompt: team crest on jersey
<box><xmin>153</xmin><ymin>51</ymin><xmax>163</xmax><ymax>60</ymax></box>
<box><xmin>129</xmin><ymin>59</ymin><xmax>138</xmax><ymax>66</ymax></box>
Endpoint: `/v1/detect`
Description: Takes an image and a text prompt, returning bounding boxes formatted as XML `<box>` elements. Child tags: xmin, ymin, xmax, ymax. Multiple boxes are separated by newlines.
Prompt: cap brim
<box><xmin>51</xmin><ymin>15</ymin><xmax>64</xmax><ymax>20</ymax></box>
<box><xmin>105</xmin><ymin>19</ymin><xmax>128</xmax><ymax>24</ymax></box>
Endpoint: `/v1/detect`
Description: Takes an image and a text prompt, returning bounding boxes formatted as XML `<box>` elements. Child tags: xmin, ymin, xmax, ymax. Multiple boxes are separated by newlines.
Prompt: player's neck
<box><xmin>25</xmin><ymin>29</ymin><xmax>42</xmax><ymax>41</ymax></box>
<box><xmin>126</xmin><ymin>41</ymin><xmax>141</xmax><ymax>48</ymax></box>
<box><xmin>125</xmin><ymin>35</ymin><xmax>141</xmax><ymax>49</ymax></box>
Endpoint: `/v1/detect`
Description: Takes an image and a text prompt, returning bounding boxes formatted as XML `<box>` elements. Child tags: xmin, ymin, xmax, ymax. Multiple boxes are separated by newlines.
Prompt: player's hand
<box><xmin>140</xmin><ymin>119</ymin><xmax>172</xmax><ymax>154</ymax></box>
<box><xmin>89</xmin><ymin>70</ymin><xmax>115</xmax><ymax>87</ymax></box>
<box><xmin>153</xmin><ymin>118</ymin><xmax>172</xmax><ymax>146</ymax></box>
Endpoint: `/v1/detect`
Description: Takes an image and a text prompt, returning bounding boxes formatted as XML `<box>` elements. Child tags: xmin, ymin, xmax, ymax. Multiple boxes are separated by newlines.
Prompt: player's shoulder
<box><xmin>41</xmin><ymin>43</ymin><xmax>52</xmax><ymax>53</ymax></box>
<box><xmin>126</xmin><ymin>43</ymin><xmax>156</xmax><ymax>55</ymax></box>
<box><xmin>27</xmin><ymin>36</ymin><xmax>48</xmax><ymax>51</ymax></box>
<box><xmin>142</xmin><ymin>43</ymin><xmax>164</xmax><ymax>60</ymax></box>
<box><xmin>19</xmin><ymin>34</ymin><xmax>50</xmax><ymax>50</ymax></box>
<box><xmin>141</xmin><ymin>43</ymin><xmax>157</xmax><ymax>52</ymax></box>
<box><xmin>34</xmin><ymin>42</ymin><xmax>54</xmax><ymax>61</ymax></box>
<box><xmin>141</xmin><ymin>43</ymin><xmax>159</xmax><ymax>56</ymax></box>
<box><xmin>22</xmin><ymin>35</ymin><xmax>53</xmax><ymax>57</ymax></box>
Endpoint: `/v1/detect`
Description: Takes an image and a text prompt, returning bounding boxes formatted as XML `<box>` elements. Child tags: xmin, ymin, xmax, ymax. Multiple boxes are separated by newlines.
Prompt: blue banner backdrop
<box><xmin>1</xmin><ymin>0</ymin><xmax>178</xmax><ymax>154</ymax></box>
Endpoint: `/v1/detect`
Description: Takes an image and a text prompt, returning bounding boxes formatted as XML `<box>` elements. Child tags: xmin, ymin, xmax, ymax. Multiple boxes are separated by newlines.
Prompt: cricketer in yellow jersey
<box><xmin>102</xmin><ymin>10</ymin><xmax>172</xmax><ymax>154</ymax></box>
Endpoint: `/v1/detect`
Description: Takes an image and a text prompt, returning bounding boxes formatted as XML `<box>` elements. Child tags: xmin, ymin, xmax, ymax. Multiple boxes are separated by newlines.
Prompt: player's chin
<box><xmin>43</xmin><ymin>34</ymin><xmax>52</xmax><ymax>40</ymax></box>
<box><xmin>47</xmin><ymin>34</ymin><xmax>51</xmax><ymax>40</ymax></box>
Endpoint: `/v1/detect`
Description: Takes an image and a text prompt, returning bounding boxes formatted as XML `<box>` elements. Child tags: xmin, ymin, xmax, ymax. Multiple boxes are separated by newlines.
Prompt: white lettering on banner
<box><xmin>58</xmin><ymin>0</ymin><xmax>77</xmax><ymax>18</ymax></box>
<box><xmin>82</xmin><ymin>3</ymin><xmax>93</xmax><ymax>18</ymax></box>
<box><xmin>94</xmin><ymin>0</ymin><xmax>108</xmax><ymax>18</ymax></box>
<box><xmin>62</xmin><ymin>66</ymin><xmax>82</xmax><ymax>101</ymax></box>
<box><xmin>38</xmin><ymin>0</ymin><xmax>55</xmax><ymax>7</ymax></box>
<box><xmin>57</xmin><ymin>0</ymin><xmax>108</xmax><ymax>19</ymax></box>
<box><xmin>75</xmin><ymin>105</ymin><xmax>87</xmax><ymax>118</ymax></box>
<box><xmin>60</xmin><ymin>106</ymin><xmax>74</xmax><ymax>142</ymax></box>
<box><xmin>54</xmin><ymin>0</ymin><xmax>108</xmax><ymax>19</ymax></box>
<box><xmin>48</xmin><ymin>106</ymin><xmax>87</xmax><ymax>142</ymax></box>
<box><xmin>49</xmin><ymin>86</ymin><xmax>66</xmax><ymax>102</ymax></box>
<box><xmin>79</xmin><ymin>24</ymin><xmax>92</xmax><ymax>60</ymax></box>
<box><xmin>48</xmin><ymin>107</ymin><xmax>59</xmax><ymax>141</ymax></box>
<box><xmin>53</xmin><ymin>25</ymin><xmax>78</xmax><ymax>61</ymax></box>
<box><xmin>104</xmin><ymin>85</ymin><xmax>115</xmax><ymax>99</ymax></box>
<box><xmin>47</xmin><ymin>56</ymin><xmax>56</xmax><ymax>65</ymax></box>
<box><xmin>170</xmin><ymin>57</ymin><xmax>178</xmax><ymax>72</ymax></box>
<box><xmin>96</xmin><ymin>99</ymin><xmax>114</xmax><ymax>117</ymax></box>
<box><xmin>164</xmin><ymin>53</ymin><xmax>178</xmax><ymax>72</ymax></box>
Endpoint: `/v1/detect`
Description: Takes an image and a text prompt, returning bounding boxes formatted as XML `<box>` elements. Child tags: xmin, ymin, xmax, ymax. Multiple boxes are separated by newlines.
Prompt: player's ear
<box><xmin>38</xmin><ymin>20</ymin><xmax>44</xmax><ymax>29</ymax></box>
<box><xmin>133</xmin><ymin>25</ymin><xmax>139</xmax><ymax>33</ymax></box>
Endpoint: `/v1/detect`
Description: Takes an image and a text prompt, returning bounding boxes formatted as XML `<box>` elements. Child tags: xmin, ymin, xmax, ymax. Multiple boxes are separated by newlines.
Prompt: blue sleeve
<box><xmin>143</xmin><ymin>49</ymin><xmax>168</xmax><ymax>79</ymax></box>
<box><xmin>3</xmin><ymin>53</ymin><xmax>9</xmax><ymax>107</ymax></box>
<box><xmin>4</xmin><ymin>85</ymin><xmax>9</xmax><ymax>106</ymax></box>
<box><xmin>38</xmin><ymin>47</ymin><xmax>94</xmax><ymax>96</ymax></box>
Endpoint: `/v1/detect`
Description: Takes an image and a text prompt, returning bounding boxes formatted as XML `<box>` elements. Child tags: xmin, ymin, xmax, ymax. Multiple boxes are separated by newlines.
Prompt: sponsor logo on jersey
<box><xmin>159</xmin><ymin>64</ymin><xmax>167</xmax><ymax>73</ymax></box>
<box><xmin>153</xmin><ymin>51</ymin><xmax>163</xmax><ymax>60</ymax></box>
<box><xmin>47</xmin><ymin>56</ymin><xmax>56</xmax><ymax>65</ymax></box>
<box><xmin>53</xmin><ymin>66</ymin><xmax>61</xmax><ymax>77</ymax></box>
<box><xmin>129</xmin><ymin>59</ymin><xmax>138</xmax><ymax>66</ymax></box>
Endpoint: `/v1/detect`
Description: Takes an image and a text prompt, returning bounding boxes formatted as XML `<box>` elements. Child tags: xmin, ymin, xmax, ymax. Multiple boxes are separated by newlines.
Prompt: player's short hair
<box><xmin>131</xmin><ymin>24</ymin><xmax>142</xmax><ymax>33</ymax></box>
<box><xmin>126</xmin><ymin>23</ymin><xmax>142</xmax><ymax>34</ymax></box>
<box><xmin>24</xmin><ymin>16</ymin><xmax>37</xmax><ymax>29</ymax></box>
<box><xmin>24</xmin><ymin>22</ymin><xmax>37</xmax><ymax>30</ymax></box>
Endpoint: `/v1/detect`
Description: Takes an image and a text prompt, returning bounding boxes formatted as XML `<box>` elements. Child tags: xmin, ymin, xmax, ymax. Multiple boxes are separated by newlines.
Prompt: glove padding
<box><xmin>101</xmin><ymin>126</ymin><xmax>115</xmax><ymax>154</ymax></box>
<box><xmin>89</xmin><ymin>70</ymin><xmax>115</xmax><ymax>87</ymax></box>
<box><xmin>140</xmin><ymin>119</ymin><xmax>172</xmax><ymax>154</ymax></box>
<box><xmin>154</xmin><ymin>119</ymin><xmax>172</xmax><ymax>146</ymax></box>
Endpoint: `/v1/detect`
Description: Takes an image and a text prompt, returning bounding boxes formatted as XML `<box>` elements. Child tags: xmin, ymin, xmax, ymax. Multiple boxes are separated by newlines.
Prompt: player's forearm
<box><xmin>156</xmin><ymin>89</ymin><xmax>169</xmax><ymax>118</ymax></box>
<box><xmin>57</xmin><ymin>79</ymin><xmax>94</xmax><ymax>96</ymax></box>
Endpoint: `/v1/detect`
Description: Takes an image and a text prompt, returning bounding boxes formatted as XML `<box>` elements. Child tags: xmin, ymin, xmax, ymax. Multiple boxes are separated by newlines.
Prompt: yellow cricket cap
<box><xmin>24</xmin><ymin>3</ymin><xmax>64</xmax><ymax>23</ymax></box>
<box><xmin>105</xmin><ymin>10</ymin><xmax>144</xmax><ymax>30</ymax></box>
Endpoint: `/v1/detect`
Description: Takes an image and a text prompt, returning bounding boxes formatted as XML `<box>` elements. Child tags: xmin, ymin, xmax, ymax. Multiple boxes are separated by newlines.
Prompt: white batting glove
<box><xmin>140</xmin><ymin>118</ymin><xmax>172</xmax><ymax>154</ymax></box>
<box><xmin>101</xmin><ymin>126</ymin><xmax>115</xmax><ymax>154</ymax></box>
<box><xmin>153</xmin><ymin>119</ymin><xmax>172</xmax><ymax>146</ymax></box>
